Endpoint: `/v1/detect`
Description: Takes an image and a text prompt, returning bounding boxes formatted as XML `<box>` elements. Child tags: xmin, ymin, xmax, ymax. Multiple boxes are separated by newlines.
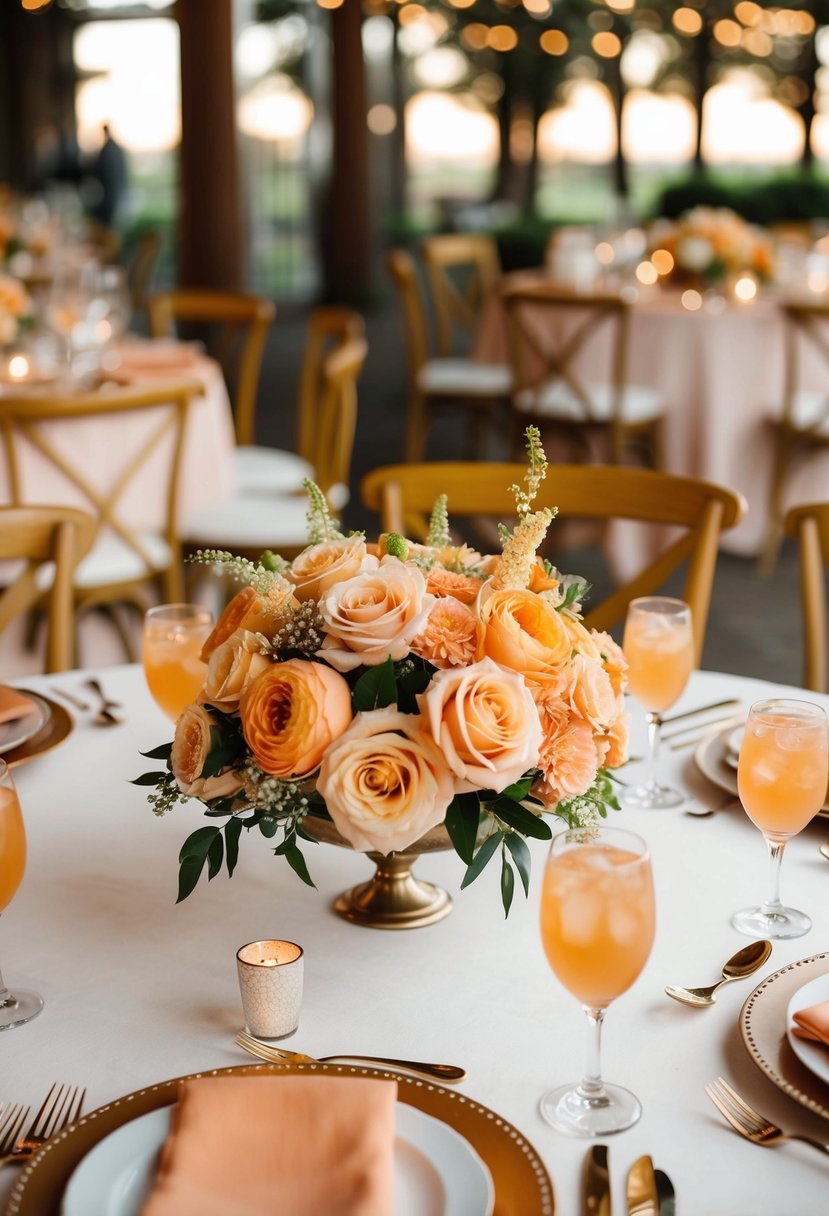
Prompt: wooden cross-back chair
<box><xmin>501</xmin><ymin>282</ymin><xmax>664</xmax><ymax>468</ymax></box>
<box><xmin>762</xmin><ymin>303</ymin><xmax>829</xmax><ymax>572</ymax></box>
<box><xmin>420</xmin><ymin>233</ymin><xmax>502</xmax><ymax>358</ymax></box>
<box><xmin>0</xmin><ymin>505</ymin><xmax>96</xmax><ymax>672</ymax></box>
<box><xmin>784</xmin><ymin>501</ymin><xmax>829</xmax><ymax>693</ymax></box>
<box><xmin>360</xmin><ymin>462</ymin><xmax>746</xmax><ymax>663</ymax></box>
<box><xmin>0</xmin><ymin>381</ymin><xmax>202</xmax><ymax>644</ymax></box>
<box><xmin>125</xmin><ymin>227</ymin><xmax>162</xmax><ymax>316</ymax></box>
<box><xmin>148</xmin><ymin>289</ymin><xmax>275</xmax><ymax>446</ymax></box>
<box><xmin>387</xmin><ymin>247</ymin><xmax>511</xmax><ymax>462</ymax></box>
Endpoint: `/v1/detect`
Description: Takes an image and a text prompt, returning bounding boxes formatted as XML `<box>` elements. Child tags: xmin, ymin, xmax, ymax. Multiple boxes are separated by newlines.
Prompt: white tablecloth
<box><xmin>2</xmin><ymin>664</ymin><xmax>829</xmax><ymax>1214</ymax></box>
<box><xmin>476</xmin><ymin>276</ymin><xmax>829</xmax><ymax>557</ymax></box>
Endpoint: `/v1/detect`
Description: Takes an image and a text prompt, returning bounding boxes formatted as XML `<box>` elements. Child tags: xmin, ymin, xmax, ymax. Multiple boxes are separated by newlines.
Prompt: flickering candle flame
<box><xmin>8</xmin><ymin>355</ymin><xmax>30</xmax><ymax>381</ymax></box>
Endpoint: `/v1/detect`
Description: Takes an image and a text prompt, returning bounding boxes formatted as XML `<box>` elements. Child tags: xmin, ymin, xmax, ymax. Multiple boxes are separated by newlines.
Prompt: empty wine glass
<box><xmin>621</xmin><ymin>596</ymin><xmax>694</xmax><ymax>809</ymax></box>
<box><xmin>143</xmin><ymin>604</ymin><xmax>214</xmax><ymax>721</ymax></box>
<box><xmin>539</xmin><ymin>825</ymin><xmax>655</xmax><ymax>1136</ymax></box>
<box><xmin>0</xmin><ymin>760</ymin><xmax>43</xmax><ymax>1031</ymax></box>
<box><xmin>733</xmin><ymin>698</ymin><xmax>829</xmax><ymax>939</ymax></box>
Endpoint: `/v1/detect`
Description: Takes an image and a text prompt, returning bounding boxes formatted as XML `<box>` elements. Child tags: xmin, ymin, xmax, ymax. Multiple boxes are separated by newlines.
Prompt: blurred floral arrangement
<box><xmin>650</xmin><ymin>206</ymin><xmax>774</xmax><ymax>285</ymax></box>
<box><xmin>137</xmin><ymin>429</ymin><xmax>628</xmax><ymax>916</ymax></box>
<box><xmin>0</xmin><ymin>274</ymin><xmax>33</xmax><ymax>346</ymax></box>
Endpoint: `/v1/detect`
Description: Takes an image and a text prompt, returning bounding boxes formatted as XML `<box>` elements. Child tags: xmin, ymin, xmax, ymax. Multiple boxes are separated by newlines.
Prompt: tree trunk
<box><xmin>796</xmin><ymin>32</ymin><xmax>819</xmax><ymax>170</ymax></box>
<box><xmin>692</xmin><ymin>28</ymin><xmax>710</xmax><ymax>172</ymax></box>
<box><xmin>492</xmin><ymin>85</ymin><xmax>514</xmax><ymax>203</ymax></box>
<box><xmin>523</xmin><ymin>85</ymin><xmax>545</xmax><ymax>219</ymax></box>
<box><xmin>389</xmin><ymin>8</ymin><xmax>407</xmax><ymax>217</ymax></box>
<box><xmin>607</xmin><ymin>55</ymin><xmax>628</xmax><ymax>199</ymax></box>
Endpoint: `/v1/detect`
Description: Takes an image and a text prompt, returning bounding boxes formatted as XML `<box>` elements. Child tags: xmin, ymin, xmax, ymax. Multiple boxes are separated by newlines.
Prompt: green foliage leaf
<box><xmin>283</xmin><ymin>841</ymin><xmax>316</xmax><ymax>888</ymax></box>
<box><xmin>500</xmin><ymin>852</ymin><xmax>515</xmax><ymax>918</ymax></box>
<box><xmin>491</xmin><ymin>800</ymin><xmax>552</xmax><ymax>840</ymax></box>
<box><xmin>461</xmin><ymin>832</ymin><xmax>502</xmax><ymax>890</ymax></box>
<box><xmin>259</xmin><ymin>817</ymin><xmax>279</xmax><ymax>839</ymax></box>
<box><xmin>176</xmin><ymin>826</ymin><xmax>222</xmax><ymax>903</ymax></box>
<box><xmin>499</xmin><ymin>773</ymin><xmax>538</xmax><ymax>802</ymax></box>
<box><xmin>225</xmin><ymin>817</ymin><xmax>243</xmax><ymax>878</ymax></box>
<box><xmin>445</xmin><ymin>793</ymin><xmax>481</xmax><ymax>866</ymax></box>
<box><xmin>140</xmin><ymin>742</ymin><xmax>173</xmax><ymax>761</ymax></box>
<box><xmin>504</xmin><ymin>832</ymin><xmax>532</xmax><ymax>897</ymax></box>
<box><xmin>206</xmin><ymin>832</ymin><xmax>224</xmax><ymax>880</ymax></box>
<box><xmin>395</xmin><ymin>666</ymin><xmax>433</xmax><ymax>714</ymax></box>
<box><xmin>351</xmin><ymin>658</ymin><xmax>397</xmax><ymax>712</ymax></box>
<box><xmin>201</xmin><ymin>728</ymin><xmax>245</xmax><ymax>780</ymax></box>
<box><xmin>130</xmin><ymin>771</ymin><xmax>168</xmax><ymax>786</ymax></box>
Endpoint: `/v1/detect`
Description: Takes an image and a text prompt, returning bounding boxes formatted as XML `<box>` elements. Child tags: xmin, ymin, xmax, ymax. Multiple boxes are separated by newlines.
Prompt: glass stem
<box><xmin>577</xmin><ymin>1006</ymin><xmax>608</xmax><ymax>1102</ymax></box>
<box><xmin>645</xmin><ymin>711</ymin><xmax>663</xmax><ymax>791</ymax></box>
<box><xmin>0</xmin><ymin>962</ymin><xmax>14</xmax><ymax>1012</ymax></box>
<box><xmin>761</xmin><ymin>839</ymin><xmax>786</xmax><ymax>918</ymax></box>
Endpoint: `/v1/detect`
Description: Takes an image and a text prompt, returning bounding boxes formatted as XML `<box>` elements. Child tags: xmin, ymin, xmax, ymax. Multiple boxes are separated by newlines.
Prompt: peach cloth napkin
<box><xmin>110</xmin><ymin>341</ymin><xmax>203</xmax><ymax>382</ymax></box>
<box><xmin>792</xmin><ymin>1000</ymin><xmax>829</xmax><ymax>1046</ymax></box>
<box><xmin>0</xmin><ymin>686</ymin><xmax>37</xmax><ymax>726</ymax></box>
<box><xmin>140</xmin><ymin>1074</ymin><xmax>397</xmax><ymax>1216</ymax></box>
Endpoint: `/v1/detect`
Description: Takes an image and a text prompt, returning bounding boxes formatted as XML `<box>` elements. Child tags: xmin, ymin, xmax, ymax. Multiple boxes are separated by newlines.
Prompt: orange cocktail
<box><xmin>143</xmin><ymin>604</ymin><xmax>213</xmax><ymax>722</ymax></box>
<box><xmin>733</xmin><ymin>698</ymin><xmax>829</xmax><ymax>940</ymax></box>
<box><xmin>0</xmin><ymin>759</ymin><xmax>43</xmax><ymax>1030</ymax></box>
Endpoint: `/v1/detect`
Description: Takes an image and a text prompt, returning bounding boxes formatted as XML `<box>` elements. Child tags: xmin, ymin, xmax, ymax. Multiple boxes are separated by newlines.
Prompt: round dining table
<box><xmin>2</xmin><ymin>663</ymin><xmax>829</xmax><ymax>1215</ymax></box>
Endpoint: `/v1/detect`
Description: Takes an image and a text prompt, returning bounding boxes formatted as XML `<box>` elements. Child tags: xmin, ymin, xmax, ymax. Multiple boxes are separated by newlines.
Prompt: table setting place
<box><xmin>4</xmin><ymin>447</ymin><xmax>829</xmax><ymax>1216</ymax></box>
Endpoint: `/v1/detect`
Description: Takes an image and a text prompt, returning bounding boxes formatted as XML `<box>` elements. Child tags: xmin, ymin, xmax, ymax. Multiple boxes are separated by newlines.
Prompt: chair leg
<box><xmin>760</xmin><ymin>429</ymin><xmax>796</xmax><ymax>576</ymax></box>
<box><xmin>404</xmin><ymin>390</ymin><xmax>429</xmax><ymax>462</ymax></box>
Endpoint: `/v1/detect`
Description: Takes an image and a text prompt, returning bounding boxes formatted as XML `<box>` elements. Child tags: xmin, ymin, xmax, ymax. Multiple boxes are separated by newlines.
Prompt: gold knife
<box><xmin>583</xmin><ymin>1144</ymin><xmax>611</xmax><ymax>1216</ymax></box>
<box><xmin>626</xmin><ymin>1155</ymin><xmax>658</xmax><ymax>1216</ymax></box>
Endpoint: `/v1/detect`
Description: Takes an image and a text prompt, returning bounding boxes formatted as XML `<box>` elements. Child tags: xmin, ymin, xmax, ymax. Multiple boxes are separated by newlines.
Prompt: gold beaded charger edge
<box><xmin>740</xmin><ymin>952</ymin><xmax>829</xmax><ymax>1121</ymax></box>
<box><xmin>7</xmin><ymin>1062</ymin><xmax>555</xmax><ymax>1216</ymax></box>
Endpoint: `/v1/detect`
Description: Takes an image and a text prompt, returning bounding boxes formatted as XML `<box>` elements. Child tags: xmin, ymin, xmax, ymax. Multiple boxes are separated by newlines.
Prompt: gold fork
<box><xmin>0</xmin><ymin>1105</ymin><xmax>31</xmax><ymax>1159</ymax></box>
<box><xmin>235</xmin><ymin>1031</ymin><xmax>467</xmax><ymax>1082</ymax></box>
<box><xmin>705</xmin><ymin>1076</ymin><xmax>829</xmax><ymax>1157</ymax></box>
<box><xmin>0</xmin><ymin>1083</ymin><xmax>85</xmax><ymax>1166</ymax></box>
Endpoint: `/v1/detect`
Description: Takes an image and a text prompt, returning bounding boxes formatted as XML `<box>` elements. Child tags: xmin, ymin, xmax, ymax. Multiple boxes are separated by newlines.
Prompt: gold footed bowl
<box><xmin>301</xmin><ymin>813</ymin><xmax>455</xmax><ymax>930</ymax></box>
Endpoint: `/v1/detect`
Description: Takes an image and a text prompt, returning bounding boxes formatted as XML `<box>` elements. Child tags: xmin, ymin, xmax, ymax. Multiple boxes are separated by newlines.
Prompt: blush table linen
<box><xmin>3</xmin><ymin>663</ymin><xmax>829</xmax><ymax>1216</ymax></box>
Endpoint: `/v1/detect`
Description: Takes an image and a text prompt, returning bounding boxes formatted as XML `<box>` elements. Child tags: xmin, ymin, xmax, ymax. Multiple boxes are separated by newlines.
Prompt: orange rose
<box><xmin>318</xmin><ymin>556</ymin><xmax>434</xmax><ymax>672</ymax></box>
<box><xmin>527</xmin><ymin>559</ymin><xmax>559</xmax><ymax>594</ymax></box>
<box><xmin>425</xmin><ymin>567</ymin><xmax>482</xmax><ymax>604</ymax></box>
<box><xmin>201</xmin><ymin>584</ymin><xmax>296</xmax><ymax>661</ymax></box>
<box><xmin>411</xmin><ymin>597</ymin><xmax>480</xmax><ymax>669</ymax></box>
<box><xmin>171</xmin><ymin>702</ymin><xmax>245</xmax><ymax>800</ymax></box>
<box><xmin>239</xmin><ymin>658</ymin><xmax>352</xmax><ymax>778</ymax></box>
<box><xmin>317</xmin><ymin>708</ymin><xmax>455</xmax><ymax>853</ymax></box>
<box><xmin>288</xmin><ymin>537</ymin><xmax>377</xmax><ymax>603</ymax></box>
<box><xmin>419</xmin><ymin>657</ymin><xmax>542</xmax><ymax>792</ymax></box>
<box><xmin>478</xmin><ymin>588</ymin><xmax>571</xmax><ymax>685</ymax></box>
<box><xmin>201</xmin><ymin>629</ymin><xmax>272</xmax><ymax>710</ymax></box>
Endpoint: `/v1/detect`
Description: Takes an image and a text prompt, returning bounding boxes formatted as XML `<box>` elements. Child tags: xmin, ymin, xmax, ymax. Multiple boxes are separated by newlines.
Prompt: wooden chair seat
<box><xmin>417</xmin><ymin>358</ymin><xmax>512</xmax><ymax>397</ymax></box>
<box><xmin>514</xmin><ymin>380</ymin><xmax>662</xmax><ymax>424</ymax></box>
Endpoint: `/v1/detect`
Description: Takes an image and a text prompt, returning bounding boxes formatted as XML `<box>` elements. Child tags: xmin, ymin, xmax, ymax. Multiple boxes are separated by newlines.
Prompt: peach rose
<box><xmin>425</xmin><ymin>566</ymin><xmax>482</xmax><ymax>604</ymax></box>
<box><xmin>171</xmin><ymin>703</ymin><xmax>245</xmax><ymax>800</ymax></box>
<box><xmin>318</xmin><ymin>556</ymin><xmax>434</xmax><ymax>672</ymax></box>
<box><xmin>600</xmin><ymin>708</ymin><xmax>630</xmax><ymax>769</ymax></box>
<box><xmin>201</xmin><ymin>584</ymin><xmax>296</xmax><ymax>661</ymax></box>
<box><xmin>201</xmin><ymin>629</ymin><xmax>271</xmax><ymax>710</ymax></box>
<box><xmin>288</xmin><ymin>537</ymin><xmax>377</xmax><ymax>603</ymax></box>
<box><xmin>419</xmin><ymin>657</ymin><xmax>542</xmax><ymax>793</ymax></box>
<box><xmin>569</xmin><ymin>655</ymin><xmax>618</xmax><ymax>733</ymax></box>
<box><xmin>239</xmin><ymin>658</ymin><xmax>352</xmax><ymax>778</ymax></box>
<box><xmin>478</xmin><ymin>588</ymin><xmax>572</xmax><ymax>685</ymax></box>
<box><xmin>411</xmin><ymin>597</ymin><xmax>480</xmax><ymax>669</ymax></box>
<box><xmin>317</xmin><ymin>708</ymin><xmax>455</xmax><ymax>854</ymax></box>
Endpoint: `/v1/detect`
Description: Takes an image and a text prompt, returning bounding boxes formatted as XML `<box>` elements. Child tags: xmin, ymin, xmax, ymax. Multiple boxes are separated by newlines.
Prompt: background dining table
<box><xmin>2</xmin><ymin>662</ymin><xmax>829</xmax><ymax>1214</ymax></box>
<box><xmin>474</xmin><ymin>272</ymin><xmax>829</xmax><ymax>558</ymax></box>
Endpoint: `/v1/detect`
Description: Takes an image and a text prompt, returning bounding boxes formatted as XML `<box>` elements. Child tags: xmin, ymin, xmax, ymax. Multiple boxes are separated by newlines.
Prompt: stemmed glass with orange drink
<box><xmin>621</xmin><ymin>596</ymin><xmax>694</xmax><ymax>809</ymax></box>
<box><xmin>143</xmin><ymin>604</ymin><xmax>214</xmax><ymax>722</ymax></box>
<box><xmin>539</xmin><ymin>825</ymin><xmax>655</xmax><ymax>1136</ymax></box>
<box><xmin>733</xmin><ymin>698</ymin><xmax>829</xmax><ymax>940</ymax></box>
<box><xmin>0</xmin><ymin>760</ymin><xmax>43</xmax><ymax>1030</ymax></box>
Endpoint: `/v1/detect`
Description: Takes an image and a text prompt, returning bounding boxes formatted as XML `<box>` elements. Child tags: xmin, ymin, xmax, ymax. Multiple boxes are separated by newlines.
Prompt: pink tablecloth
<box><xmin>0</xmin><ymin>339</ymin><xmax>236</xmax><ymax>530</ymax></box>
<box><xmin>475</xmin><ymin>272</ymin><xmax>829</xmax><ymax>556</ymax></box>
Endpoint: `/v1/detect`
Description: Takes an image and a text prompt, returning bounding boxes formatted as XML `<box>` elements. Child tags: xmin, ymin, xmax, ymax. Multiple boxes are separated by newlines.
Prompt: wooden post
<box><xmin>176</xmin><ymin>0</ymin><xmax>243</xmax><ymax>290</ymax></box>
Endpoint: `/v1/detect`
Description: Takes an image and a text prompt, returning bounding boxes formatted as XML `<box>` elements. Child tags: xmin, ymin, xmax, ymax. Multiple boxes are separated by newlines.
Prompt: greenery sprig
<box><xmin>427</xmin><ymin>493</ymin><xmax>450</xmax><ymax>548</ymax></box>
<box><xmin>305</xmin><ymin>478</ymin><xmax>343</xmax><ymax>544</ymax></box>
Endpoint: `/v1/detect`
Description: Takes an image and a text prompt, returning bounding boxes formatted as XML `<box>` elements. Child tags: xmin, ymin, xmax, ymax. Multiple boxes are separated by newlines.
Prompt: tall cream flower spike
<box><xmin>490</xmin><ymin>427</ymin><xmax>557</xmax><ymax>591</ymax></box>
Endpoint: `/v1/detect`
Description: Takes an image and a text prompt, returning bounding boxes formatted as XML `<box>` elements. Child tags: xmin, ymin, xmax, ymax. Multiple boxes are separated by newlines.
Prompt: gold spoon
<box><xmin>819</xmin><ymin>843</ymin><xmax>829</xmax><ymax>862</ymax></box>
<box><xmin>665</xmin><ymin>939</ymin><xmax>772</xmax><ymax>1008</ymax></box>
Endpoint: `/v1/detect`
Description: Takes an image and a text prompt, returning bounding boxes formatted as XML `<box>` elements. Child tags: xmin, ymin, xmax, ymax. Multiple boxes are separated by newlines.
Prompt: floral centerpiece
<box><xmin>0</xmin><ymin>274</ymin><xmax>32</xmax><ymax>347</ymax></box>
<box><xmin>138</xmin><ymin>430</ymin><xmax>628</xmax><ymax>917</ymax></box>
<box><xmin>649</xmin><ymin>206</ymin><xmax>774</xmax><ymax>287</ymax></box>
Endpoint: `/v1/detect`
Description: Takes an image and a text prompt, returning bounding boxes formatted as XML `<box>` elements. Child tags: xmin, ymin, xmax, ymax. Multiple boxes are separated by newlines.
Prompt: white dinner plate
<box><xmin>786</xmin><ymin>973</ymin><xmax>829</xmax><ymax>1089</ymax></box>
<box><xmin>723</xmin><ymin>726</ymin><xmax>743</xmax><ymax>770</ymax></box>
<box><xmin>0</xmin><ymin>692</ymin><xmax>50</xmax><ymax>755</ymax></box>
<box><xmin>61</xmin><ymin>1101</ymin><xmax>494</xmax><ymax>1216</ymax></box>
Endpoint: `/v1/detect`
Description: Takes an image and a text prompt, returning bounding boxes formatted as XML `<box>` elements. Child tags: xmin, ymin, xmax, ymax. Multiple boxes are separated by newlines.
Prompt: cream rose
<box><xmin>316</xmin><ymin>708</ymin><xmax>455</xmax><ymax>853</ymax></box>
<box><xmin>478</xmin><ymin>588</ymin><xmax>572</xmax><ymax>685</ymax></box>
<box><xmin>239</xmin><ymin>658</ymin><xmax>352</xmax><ymax>778</ymax></box>
<box><xmin>201</xmin><ymin>629</ymin><xmax>271</xmax><ymax>710</ymax></box>
<box><xmin>288</xmin><ymin>537</ymin><xmax>378</xmax><ymax>602</ymax></box>
<box><xmin>419</xmin><ymin>657</ymin><xmax>542</xmax><ymax>792</ymax></box>
<box><xmin>318</xmin><ymin>556</ymin><xmax>434</xmax><ymax>672</ymax></box>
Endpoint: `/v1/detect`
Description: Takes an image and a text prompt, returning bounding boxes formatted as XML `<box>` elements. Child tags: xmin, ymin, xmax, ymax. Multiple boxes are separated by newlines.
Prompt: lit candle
<box><xmin>7</xmin><ymin>354</ymin><xmax>30</xmax><ymax>381</ymax></box>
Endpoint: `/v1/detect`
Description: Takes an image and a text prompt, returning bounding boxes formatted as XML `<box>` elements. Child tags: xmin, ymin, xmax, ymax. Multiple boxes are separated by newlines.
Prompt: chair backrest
<box><xmin>780</xmin><ymin>302</ymin><xmax>829</xmax><ymax>433</ymax></box>
<box><xmin>0</xmin><ymin>381</ymin><xmax>202</xmax><ymax>582</ymax></box>
<box><xmin>296</xmin><ymin>307</ymin><xmax>365</xmax><ymax>467</ymax></box>
<box><xmin>361</xmin><ymin>462</ymin><xmax>746</xmax><ymax>663</ymax></box>
<box><xmin>386</xmin><ymin>248</ymin><xmax>430</xmax><ymax>386</ymax></box>
<box><xmin>420</xmin><ymin>234</ymin><xmax>501</xmax><ymax>357</ymax></box>
<box><xmin>147</xmin><ymin>289</ymin><xmax>275</xmax><ymax>446</ymax></box>
<box><xmin>312</xmin><ymin>334</ymin><xmax>368</xmax><ymax>500</ymax></box>
<box><xmin>126</xmin><ymin>228</ymin><xmax>162</xmax><ymax>315</ymax></box>
<box><xmin>0</xmin><ymin>504</ymin><xmax>96</xmax><ymax>672</ymax></box>
<box><xmin>784</xmin><ymin>501</ymin><xmax>829</xmax><ymax>692</ymax></box>
<box><xmin>501</xmin><ymin>282</ymin><xmax>630</xmax><ymax>423</ymax></box>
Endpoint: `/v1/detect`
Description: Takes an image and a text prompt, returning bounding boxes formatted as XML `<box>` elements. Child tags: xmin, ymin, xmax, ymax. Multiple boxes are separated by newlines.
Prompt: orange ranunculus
<box><xmin>201</xmin><ymin>629</ymin><xmax>272</xmax><ymax>711</ymax></box>
<box><xmin>316</xmin><ymin>708</ymin><xmax>455</xmax><ymax>854</ymax></box>
<box><xmin>200</xmin><ymin>584</ymin><xmax>296</xmax><ymax>662</ymax></box>
<box><xmin>288</xmin><ymin>537</ymin><xmax>377</xmax><ymax>602</ymax></box>
<box><xmin>239</xmin><ymin>658</ymin><xmax>352</xmax><ymax>778</ymax></box>
<box><xmin>478</xmin><ymin>588</ymin><xmax>571</xmax><ymax>685</ymax></box>
<box><xmin>425</xmin><ymin>567</ymin><xmax>482</xmax><ymax>604</ymax></box>
<box><xmin>419</xmin><ymin>657</ymin><xmax>542</xmax><ymax>793</ymax></box>
<box><xmin>527</xmin><ymin>558</ymin><xmax>559</xmax><ymax>594</ymax></box>
<box><xmin>411</xmin><ymin>597</ymin><xmax>480</xmax><ymax>669</ymax></box>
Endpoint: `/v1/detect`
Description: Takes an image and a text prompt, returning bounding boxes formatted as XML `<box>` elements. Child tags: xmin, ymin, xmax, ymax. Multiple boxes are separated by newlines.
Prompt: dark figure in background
<box><xmin>89</xmin><ymin>124</ymin><xmax>128</xmax><ymax>227</ymax></box>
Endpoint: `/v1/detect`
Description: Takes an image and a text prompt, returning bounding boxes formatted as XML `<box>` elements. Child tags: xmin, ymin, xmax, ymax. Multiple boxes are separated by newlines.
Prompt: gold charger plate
<box><xmin>3</xmin><ymin>690</ymin><xmax>72</xmax><ymax>769</ymax></box>
<box><xmin>694</xmin><ymin>729</ymin><xmax>829</xmax><ymax>818</ymax></box>
<box><xmin>7</xmin><ymin>1062</ymin><xmax>555</xmax><ymax>1216</ymax></box>
<box><xmin>740</xmin><ymin>952</ymin><xmax>829</xmax><ymax>1121</ymax></box>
